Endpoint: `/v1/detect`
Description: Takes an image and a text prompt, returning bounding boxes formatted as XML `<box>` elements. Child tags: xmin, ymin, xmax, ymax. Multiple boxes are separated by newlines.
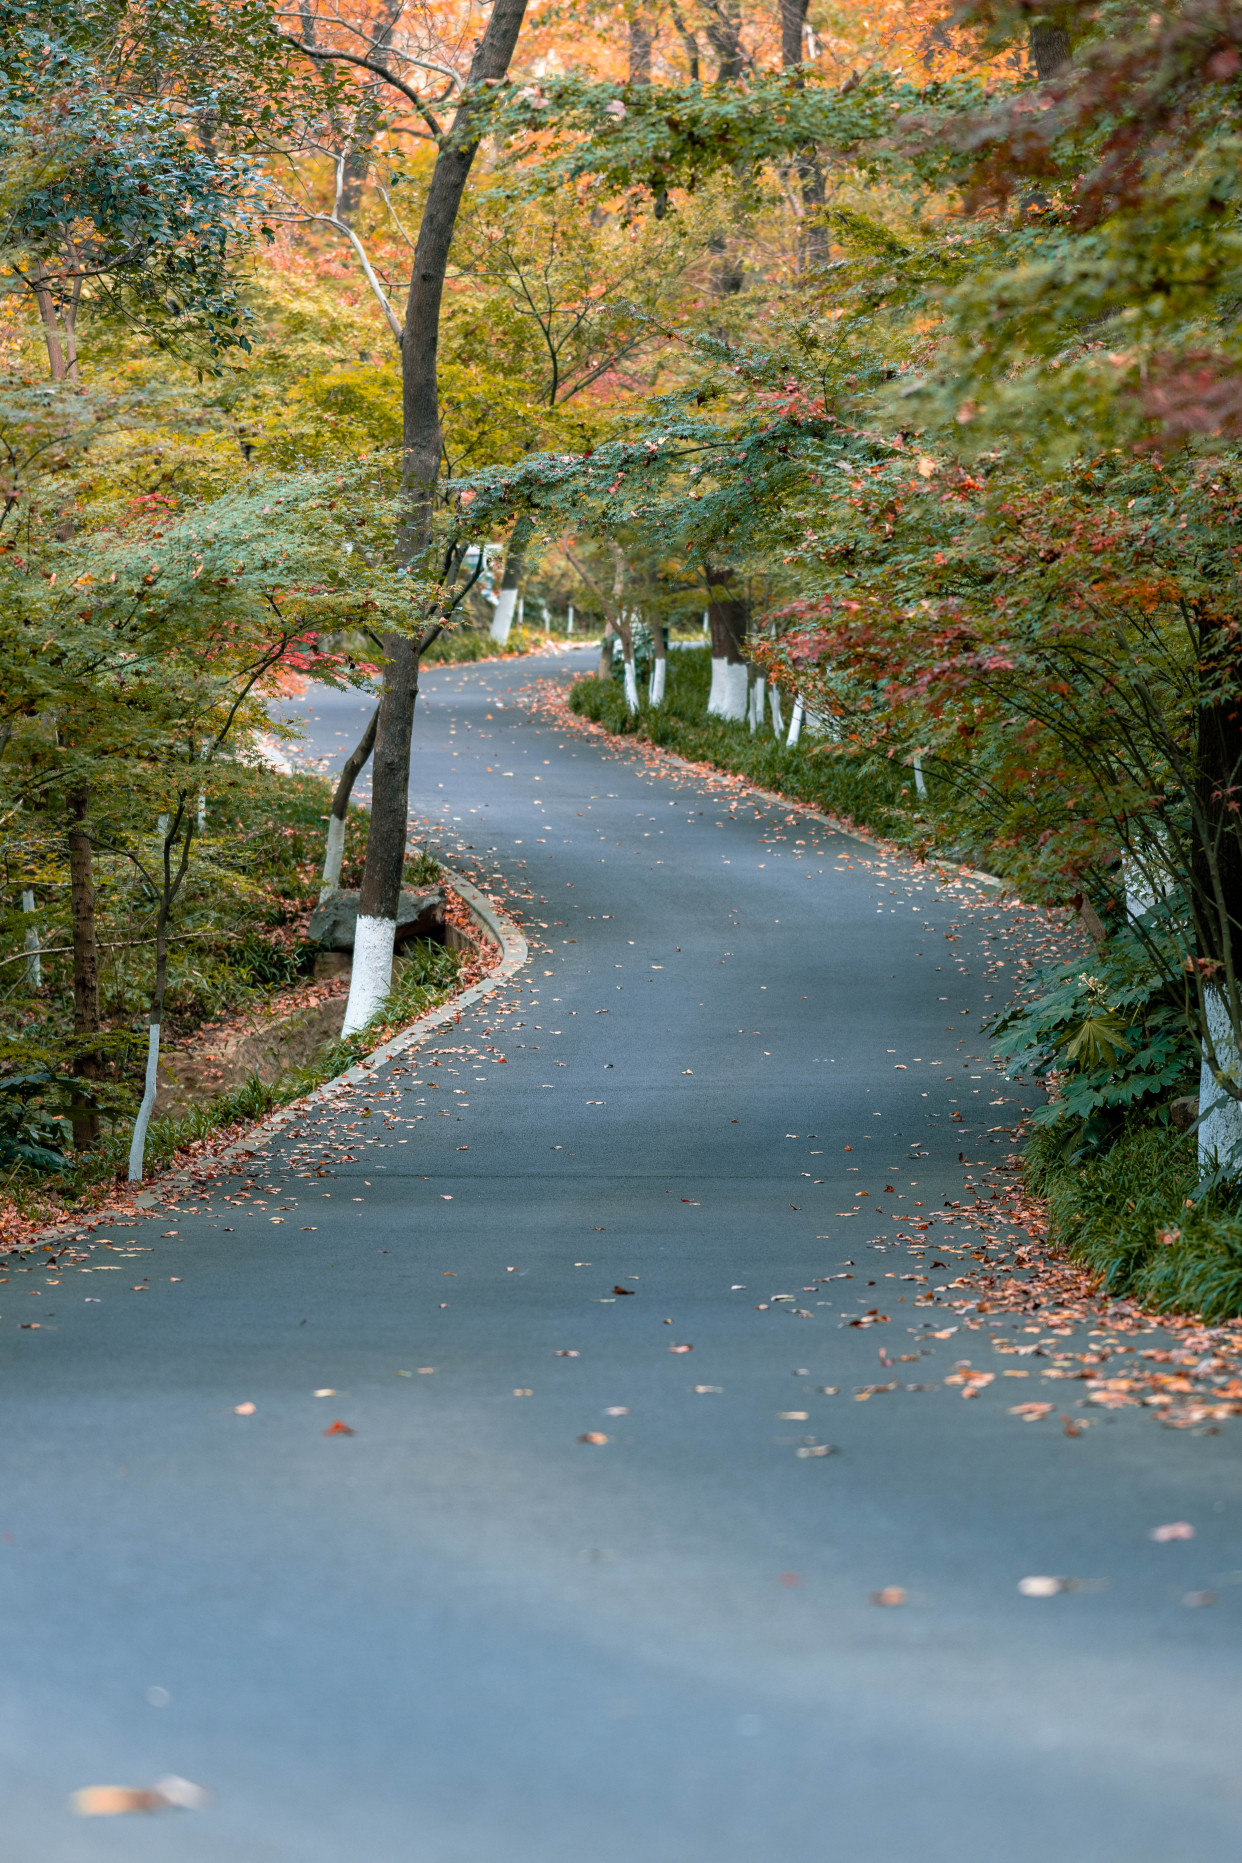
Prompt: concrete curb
<box><xmin>120</xmin><ymin>867</ymin><xmax>528</xmax><ymax>1208</ymax></box>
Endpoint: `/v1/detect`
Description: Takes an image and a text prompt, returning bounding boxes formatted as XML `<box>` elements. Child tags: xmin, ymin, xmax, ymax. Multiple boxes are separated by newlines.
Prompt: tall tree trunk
<box><xmin>321</xmin><ymin>705</ymin><xmax>379</xmax><ymax>897</ymax></box>
<box><xmin>649</xmin><ymin>621</ymin><xmax>667</xmax><ymax>705</ymax></box>
<box><xmin>1193</xmin><ymin>609</ymin><xmax>1242</xmax><ymax>1170</ymax></box>
<box><xmin>67</xmin><ymin>786</ymin><xmax>101</xmax><ymax>1152</ymax></box>
<box><xmin>1029</xmin><ymin>25</ymin><xmax>1071</xmax><ymax>78</ymax></box>
<box><xmin>343</xmin><ymin>0</ymin><xmax>530</xmax><ymax>1037</ymax></box>
<box><xmin>780</xmin><ymin>0</ymin><xmax>827</xmax><ymax>267</ymax></box>
<box><xmin>628</xmin><ymin>14</ymin><xmax>652</xmax><ymax>82</ymax></box>
<box><xmin>490</xmin><ymin>514</ymin><xmax>533</xmax><ymax>644</ymax></box>
<box><xmin>704</xmin><ymin>566</ymin><xmax>749</xmax><ymax>721</ymax></box>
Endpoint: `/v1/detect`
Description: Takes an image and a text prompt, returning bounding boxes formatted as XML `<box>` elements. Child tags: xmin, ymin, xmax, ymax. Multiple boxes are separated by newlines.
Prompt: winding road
<box><xmin>4</xmin><ymin>649</ymin><xmax>1239</xmax><ymax>1861</ymax></box>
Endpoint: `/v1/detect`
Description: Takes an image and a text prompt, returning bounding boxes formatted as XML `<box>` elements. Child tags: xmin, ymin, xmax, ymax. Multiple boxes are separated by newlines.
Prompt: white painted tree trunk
<box><xmin>489</xmin><ymin>587</ymin><xmax>518</xmax><ymax>644</ymax></box>
<box><xmin>341</xmin><ymin>914</ymin><xmax>396</xmax><ymax>1034</ymax></box>
<box><xmin>567</xmin><ymin>602</ymin><xmax>574</xmax><ymax>634</ymax></box>
<box><xmin>913</xmin><ymin>753</ymin><xmax>927</xmax><ymax>797</ymax></box>
<box><xmin>196</xmin><ymin>792</ymin><xmax>207</xmax><ymax>833</ymax></box>
<box><xmin>707</xmin><ymin>658</ymin><xmax>748</xmax><ymax>721</ymax></box>
<box><xmin>21</xmin><ymin>887</ymin><xmax>40</xmax><ymax>988</ymax></box>
<box><xmin>786</xmin><ymin>694</ymin><xmax>804</xmax><ymax>747</ymax></box>
<box><xmin>702</xmin><ymin>609</ymin><xmax>710</xmax><ymax>634</ymax></box>
<box><xmin>748</xmin><ymin>675</ymin><xmax>765</xmax><ymax>734</ymax></box>
<box><xmin>320</xmin><ymin>814</ymin><xmax>347</xmax><ymax>900</ymax></box>
<box><xmin>648</xmin><ymin>656</ymin><xmax>666</xmax><ymax>704</ymax></box>
<box><xmin>1200</xmin><ymin>988</ymin><xmax>1242</xmax><ymax>1175</ymax></box>
<box><xmin>517</xmin><ymin>594</ymin><xmax>525</xmax><ymax>630</ymax></box>
<box><xmin>127</xmin><ymin>1021</ymin><xmax>161</xmax><ymax>1183</ymax></box>
<box><xmin>623</xmin><ymin>656</ymin><xmax>640</xmax><ymax>713</ymax></box>
<box><xmin>769</xmin><ymin>686</ymin><xmax>783</xmax><ymax>737</ymax></box>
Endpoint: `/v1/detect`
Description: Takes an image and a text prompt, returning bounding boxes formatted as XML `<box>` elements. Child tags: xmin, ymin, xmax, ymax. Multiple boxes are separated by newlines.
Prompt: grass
<box><xmin>1025</xmin><ymin>1118</ymin><xmax>1242</xmax><ymax>1320</ymax></box>
<box><xmin>568</xmin><ymin>646</ymin><xmax>913</xmax><ymax>841</ymax></box>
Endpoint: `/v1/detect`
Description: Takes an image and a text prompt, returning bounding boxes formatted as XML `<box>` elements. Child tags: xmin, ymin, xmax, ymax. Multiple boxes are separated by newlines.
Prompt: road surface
<box><xmin>3</xmin><ymin>648</ymin><xmax>1238</xmax><ymax>1860</ymax></box>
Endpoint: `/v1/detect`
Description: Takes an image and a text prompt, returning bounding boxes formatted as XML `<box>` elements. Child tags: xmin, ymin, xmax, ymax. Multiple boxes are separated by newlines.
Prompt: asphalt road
<box><xmin>4</xmin><ymin>647</ymin><xmax>1240</xmax><ymax>1860</ymax></box>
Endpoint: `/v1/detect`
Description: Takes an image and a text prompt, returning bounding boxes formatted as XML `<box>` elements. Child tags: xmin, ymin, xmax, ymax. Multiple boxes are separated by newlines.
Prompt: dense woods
<box><xmin>6</xmin><ymin>0</ymin><xmax>1242</xmax><ymax>1307</ymax></box>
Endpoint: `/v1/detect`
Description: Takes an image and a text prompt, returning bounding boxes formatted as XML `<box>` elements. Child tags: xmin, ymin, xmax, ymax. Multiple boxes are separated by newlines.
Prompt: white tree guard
<box><xmin>768</xmin><ymin>686</ymin><xmax>783</xmax><ymax>737</ymax></box>
<box><xmin>786</xmin><ymin>693</ymin><xmax>805</xmax><ymax>746</ymax></box>
<box><xmin>1201</xmin><ymin>987</ymin><xmax>1242</xmax><ymax>1175</ymax></box>
<box><xmin>567</xmin><ymin>602</ymin><xmax>575</xmax><ymax>634</ymax></box>
<box><xmin>622</xmin><ymin>656</ymin><xmax>640</xmax><ymax>713</ymax></box>
<box><xmin>707</xmin><ymin>658</ymin><xmax>748</xmax><ymax>721</ymax></box>
<box><xmin>489</xmin><ymin>587</ymin><xmax>518</xmax><ymax>644</ymax></box>
<box><xmin>913</xmin><ymin>753</ymin><xmax>927</xmax><ymax>797</ymax></box>
<box><xmin>648</xmin><ymin>657</ymin><xmax>666</xmax><ymax>704</ymax></box>
<box><xmin>127</xmin><ymin>1021</ymin><xmax>162</xmax><ymax>1183</ymax></box>
<box><xmin>341</xmin><ymin>914</ymin><xmax>396</xmax><ymax>1035</ymax></box>
<box><xmin>21</xmin><ymin>887</ymin><xmax>40</xmax><ymax>989</ymax></box>
<box><xmin>320</xmin><ymin>814</ymin><xmax>347</xmax><ymax>899</ymax></box>
<box><xmin>748</xmin><ymin>675</ymin><xmax>765</xmax><ymax>733</ymax></box>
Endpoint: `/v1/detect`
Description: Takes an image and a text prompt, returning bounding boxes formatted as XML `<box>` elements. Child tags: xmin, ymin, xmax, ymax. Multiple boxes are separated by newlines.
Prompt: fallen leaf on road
<box><xmin>795</xmin><ymin>1443</ymin><xmax>835</xmax><ymax>1458</ymax></box>
<box><xmin>604</xmin><ymin>1406</ymin><xmax>629</xmax><ymax>1415</ymax></box>
<box><xmin>694</xmin><ymin>1385</ymin><xmax>723</xmax><ymax>1393</ymax></box>
<box><xmin>669</xmin><ymin>1343</ymin><xmax>693</xmax><ymax>1353</ymax></box>
<box><xmin>233</xmin><ymin>1402</ymin><xmax>255</xmax><ymax>1416</ymax></box>
<box><xmin>612</xmin><ymin>1286</ymin><xmax>635</xmax><ymax>1296</ymax></box>
<box><xmin>313</xmin><ymin>1389</ymin><xmax>335</xmax><ymax>1398</ymax></box>
<box><xmin>577</xmin><ymin>1432</ymin><xmax>608</xmax><ymax>1444</ymax></box>
<box><xmin>556</xmin><ymin>1349</ymin><xmax>580</xmax><ymax>1357</ymax></box>
<box><xmin>323</xmin><ymin>1420</ymin><xmax>354</xmax><ymax>1436</ymax></box>
<box><xmin>72</xmin><ymin>1777</ymin><xmax>209</xmax><ymax>1817</ymax></box>
<box><xmin>1009</xmin><ymin>1402</ymin><xmax>1054</xmax><ymax>1421</ymax></box>
<box><xmin>1150</xmin><ymin>1521</ymin><xmax>1195</xmax><ymax>1542</ymax></box>
<box><xmin>872</xmin><ymin>1587</ymin><xmax>906</xmax><ymax>1606</ymax></box>
<box><xmin>1183</xmin><ymin>1590</ymin><xmax>1217</xmax><ymax>1607</ymax></box>
<box><xmin>1018</xmin><ymin>1576</ymin><xmax>1067</xmax><ymax>1597</ymax></box>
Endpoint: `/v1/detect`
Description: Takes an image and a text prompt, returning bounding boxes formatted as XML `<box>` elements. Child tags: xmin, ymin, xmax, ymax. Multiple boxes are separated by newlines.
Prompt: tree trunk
<box><xmin>343</xmin><ymin>0</ymin><xmax>529</xmax><ymax>1037</ymax></box>
<box><xmin>1029</xmin><ymin>25</ymin><xmax>1071</xmax><ymax>79</ymax></box>
<box><xmin>649</xmin><ymin>623</ymin><xmax>667</xmax><ymax>704</ymax></box>
<box><xmin>705</xmin><ymin>568</ymin><xmax>749</xmax><ymax>721</ymax></box>
<box><xmin>1193</xmin><ymin>610</ymin><xmax>1242</xmax><ymax>1170</ymax></box>
<box><xmin>321</xmin><ymin>705</ymin><xmax>379</xmax><ymax>897</ymax></box>
<box><xmin>22</xmin><ymin>887</ymin><xmax>41</xmax><ymax>989</ymax></box>
<box><xmin>628</xmin><ymin>15</ymin><xmax>652</xmax><ymax>83</ymax></box>
<box><xmin>67</xmin><ymin>786</ymin><xmax>101</xmax><ymax>1152</ymax></box>
<box><xmin>490</xmin><ymin>515</ymin><xmax>533</xmax><ymax>645</ymax></box>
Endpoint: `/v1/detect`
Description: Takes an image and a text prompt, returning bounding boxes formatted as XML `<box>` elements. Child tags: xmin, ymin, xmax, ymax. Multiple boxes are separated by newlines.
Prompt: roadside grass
<box><xmin>1025</xmin><ymin>1118</ymin><xmax>1242</xmax><ymax>1320</ymax></box>
<box><xmin>567</xmin><ymin>646</ymin><xmax>913</xmax><ymax>841</ymax></box>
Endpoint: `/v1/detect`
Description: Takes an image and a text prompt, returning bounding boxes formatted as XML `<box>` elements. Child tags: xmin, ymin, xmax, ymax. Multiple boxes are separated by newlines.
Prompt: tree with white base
<box><xmin>704</xmin><ymin>568</ymin><xmax>749</xmax><ymax>721</ymax></box>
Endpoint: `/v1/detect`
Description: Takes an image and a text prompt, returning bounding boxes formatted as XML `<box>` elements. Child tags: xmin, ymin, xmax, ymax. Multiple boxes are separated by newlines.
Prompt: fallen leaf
<box><xmin>577</xmin><ymin>1432</ymin><xmax>608</xmax><ymax>1444</ymax></box>
<box><xmin>323</xmin><ymin>1419</ymin><xmax>354</xmax><ymax>1436</ymax></box>
<box><xmin>233</xmin><ymin>1402</ymin><xmax>255</xmax><ymax>1416</ymax></box>
<box><xmin>669</xmin><ymin>1343</ymin><xmax>693</xmax><ymax>1353</ymax></box>
<box><xmin>1018</xmin><ymin>1575</ymin><xmax>1067</xmax><ymax>1597</ymax></box>
<box><xmin>1150</xmin><ymin>1521</ymin><xmax>1195</xmax><ymax>1542</ymax></box>
<box><xmin>872</xmin><ymin>1586</ymin><xmax>906</xmax><ymax>1606</ymax></box>
<box><xmin>795</xmin><ymin>1443</ymin><xmax>835</xmax><ymax>1458</ymax></box>
<box><xmin>1009</xmin><ymin>1401</ymin><xmax>1054</xmax><ymax>1421</ymax></box>
<box><xmin>313</xmin><ymin>1389</ymin><xmax>335</xmax><ymax>1397</ymax></box>
<box><xmin>612</xmin><ymin>1285</ymin><xmax>636</xmax><ymax>1296</ymax></box>
<box><xmin>1183</xmin><ymin>1590</ymin><xmax>1217</xmax><ymax>1607</ymax></box>
<box><xmin>72</xmin><ymin>1776</ymin><xmax>209</xmax><ymax>1817</ymax></box>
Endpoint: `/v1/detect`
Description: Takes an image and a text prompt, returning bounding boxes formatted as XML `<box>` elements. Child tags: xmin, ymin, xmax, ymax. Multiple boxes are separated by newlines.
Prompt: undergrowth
<box><xmin>1024</xmin><ymin>1119</ymin><xmax>1242</xmax><ymax>1321</ymax></box>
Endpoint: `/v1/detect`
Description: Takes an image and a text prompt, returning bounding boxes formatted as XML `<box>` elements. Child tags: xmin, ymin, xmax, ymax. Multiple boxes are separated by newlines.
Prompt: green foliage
<box><xmin>992</xmin><ymin>931</ymin><xmax>1199</xmax><ymax>1149</ymax></box>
